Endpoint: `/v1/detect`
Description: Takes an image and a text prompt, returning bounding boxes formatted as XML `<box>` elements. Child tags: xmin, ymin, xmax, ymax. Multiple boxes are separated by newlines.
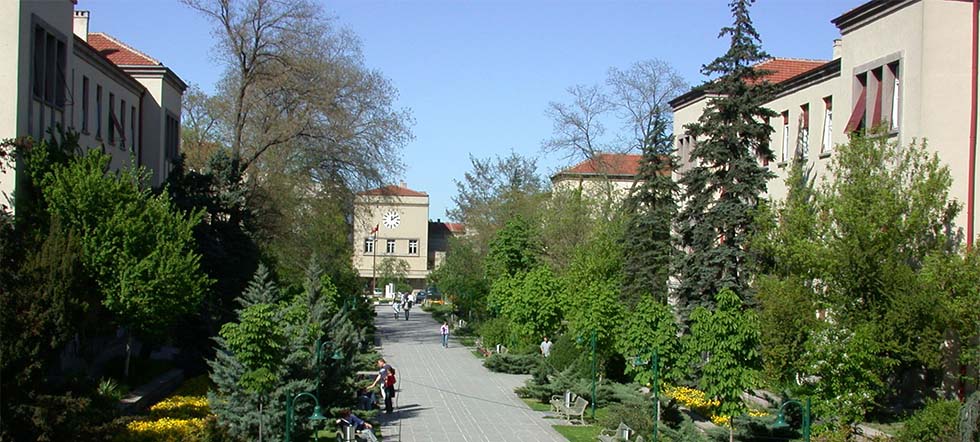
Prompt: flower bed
<box><xmin>114</xmin><ymin>376</ymin><xmax>217</xmax><ymax>442</ymax></box>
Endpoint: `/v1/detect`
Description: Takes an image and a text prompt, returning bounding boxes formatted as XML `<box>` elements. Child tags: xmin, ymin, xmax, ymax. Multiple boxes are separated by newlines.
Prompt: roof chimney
<box><xmin>399</xmin><ymin>181</ymin><xmax>407</xmax><ymax>188</ymax></box>
<box><xmin>73</xmin><ymin>10</ymin><xmax>90</xmax><ymax>41</ymax></box>
<box><xmin>832</xmin><ymin>38</ymin><xmax>842</xmax><ymax>60</ymax></box>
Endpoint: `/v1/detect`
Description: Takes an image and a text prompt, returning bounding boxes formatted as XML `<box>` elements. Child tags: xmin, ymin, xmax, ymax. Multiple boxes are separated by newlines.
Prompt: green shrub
<box><xmin>896</xmin><ymin>399</ymin><xmax>960</xmax><ymax>442</ymax></box>
<box><xmin>545</xmin><ymin>335</ymin><xmax>591</xmax><ymax>376</ymax></box>
<box><xmin>598</xmin><ymin>400</ymin><xmax>653</xmax><ymax>436</ymax></box>
<box><xmin>477</xmin><ymin>317</ymin><xmax>511</xmax><ymax>348</ymax></box>
<box><xmin>483</xmin><ymin>353</ymin><xmax>541</xmax><ymax>374</ymax></box>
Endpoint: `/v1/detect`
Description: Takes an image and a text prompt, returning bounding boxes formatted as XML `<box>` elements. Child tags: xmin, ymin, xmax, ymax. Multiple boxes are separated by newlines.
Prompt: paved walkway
<box><xmin>373</xmin><ymin>305</ymin><xmax>566</xmax><ymax>442</ymax></box>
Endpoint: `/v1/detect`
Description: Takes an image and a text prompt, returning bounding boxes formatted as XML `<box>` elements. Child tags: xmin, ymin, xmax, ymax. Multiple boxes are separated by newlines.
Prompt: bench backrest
<box><xmin>571</xmin><ymin>396</ymin><xmax>589</xmax><ymax>412</ymax></box>
<box><xmin>616</xmin><ymin>422</ymin><xmax>633</xmax><ymax>439</ymax></box>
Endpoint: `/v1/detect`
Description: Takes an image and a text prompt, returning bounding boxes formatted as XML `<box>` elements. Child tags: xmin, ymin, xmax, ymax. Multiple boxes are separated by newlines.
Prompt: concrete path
<box><xmin>373</xmin><ymin>305</ymin><xmax>566</xmax><ymax>442</ymax></box>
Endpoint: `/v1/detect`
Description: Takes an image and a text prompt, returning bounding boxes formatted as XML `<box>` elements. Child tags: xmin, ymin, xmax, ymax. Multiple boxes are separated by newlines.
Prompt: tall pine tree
<box><xmin>676</xmin><ymin>0</ymin><xmax>776</xmax><ymax>310</ymax></box>
<box><xmin>622</xmin><ymin>112</ymin><xmax>677</xmax><ymax>306</ymax></box>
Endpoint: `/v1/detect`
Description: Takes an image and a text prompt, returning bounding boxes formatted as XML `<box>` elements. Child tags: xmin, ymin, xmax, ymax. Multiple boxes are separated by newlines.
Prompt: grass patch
<box><xmin>522</xmin><ymin>398</ymin><xmax>553</xmax><ymax>413</ymax></box>
<box><xmin>552</xmin><ymin>424</ymin><xmax>601</xmax><ymax>442</ymax></box>
<box><xmin>459</xmin><ymin>337</ymin><xmax>476</xmax><ymax>347</ymax></box>
<box><xmin>471</xmin><ymin>350</ymin><xmax>486</xmax><ymax>359</ymax></box>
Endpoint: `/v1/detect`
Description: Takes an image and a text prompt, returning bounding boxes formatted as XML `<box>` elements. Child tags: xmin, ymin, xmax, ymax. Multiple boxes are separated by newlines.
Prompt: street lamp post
<box><xmin>314</xmin><ymin>338</ymin><xmax>344</xmax><ymax>400</ymax></box>
<box><xmin>634</xmin><ymin>349</ymin><xmax>660</xmax><ymax>442</ymax></box>
<box><xmin>284</xmin><ymin>391</ymin><xmax>326</xmax><ymax>442</ymax></box>
<box><xmin>772</xmin><ymin>397</ymin><xmax>811</xmax><ymax>442</ymax></box>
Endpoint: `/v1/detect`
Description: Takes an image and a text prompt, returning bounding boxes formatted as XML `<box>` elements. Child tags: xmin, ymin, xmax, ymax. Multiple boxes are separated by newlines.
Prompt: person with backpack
<box><xmin>369</xmin><ymin>358</ymin><xmax>393</xmax><ymax>413</ymax></box>
<box><xmin>383</xmin><ymin>366</ymin><xmax>396</xmax><ymax>414</ymax></box>
<box><xmin>403</xmin><ymin>299</ymin><xmax>411</xmax><ymax>320</ymax></box>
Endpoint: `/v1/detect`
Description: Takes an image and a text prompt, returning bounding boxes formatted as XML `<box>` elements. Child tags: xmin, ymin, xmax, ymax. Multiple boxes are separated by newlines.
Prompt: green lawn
<box><xmin>552</xmin><ymin>424</ymin><xmax>601</xmax><ymax>442</ymax></box>
<box><xmin>522</xmin><ymin>397</ymin><xmax>553</xmax><ymax>412</ymax></box>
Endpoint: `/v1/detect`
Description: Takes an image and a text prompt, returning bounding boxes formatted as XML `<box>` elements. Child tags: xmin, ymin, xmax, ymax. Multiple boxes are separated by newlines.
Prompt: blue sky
<box><xmin>82</xmin><ymin>0</ymin><xmax>864</xmax><ymax>220</ymax></box>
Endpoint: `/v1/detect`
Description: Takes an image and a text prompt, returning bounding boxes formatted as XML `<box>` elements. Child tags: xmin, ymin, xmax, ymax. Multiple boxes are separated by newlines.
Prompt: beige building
<box><xmin>353</xmin><ymin>184</ymin><xmax>467</xmax><ymax>291</ymax></box>
<box><xmin>550</xmin><ymin>153</ymin><xmax>642</xmax><ymax>204</ymax></box>
<box><xmin>353</xmin><ymin>185</ymin><xmax>432</xmax><ymax>290</ymax></box>
<box><xmin>1</xmin><ymin>1</ymin><xmax>186</xmax><ymax>210</ymax></box>
<box><xmin>671</xmin><ymin>0</ymin><xmax>979</xmax><ymax>243</ymax></box>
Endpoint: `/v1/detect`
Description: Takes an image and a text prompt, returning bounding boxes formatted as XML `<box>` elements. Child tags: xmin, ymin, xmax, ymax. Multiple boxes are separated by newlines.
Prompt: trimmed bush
<box><xmin>483</xmin><ymin>353</ymin><xmax>541</xmax><ymax>374</ymax></box>
<box><xmin>896</xmin><ymin>399</ymin><xmax>960</xmax><ymax>442</ymax></box>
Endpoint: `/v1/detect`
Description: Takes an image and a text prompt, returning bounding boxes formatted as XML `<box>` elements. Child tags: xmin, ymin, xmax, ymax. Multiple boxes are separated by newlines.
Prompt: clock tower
<box><xmin>352</xmin><ymin>184</ymin><xmax>430</xmax><ymax>291</ymax></box>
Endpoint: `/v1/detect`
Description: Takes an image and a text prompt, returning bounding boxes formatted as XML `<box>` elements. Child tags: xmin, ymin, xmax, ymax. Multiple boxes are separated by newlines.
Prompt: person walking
<box><xmin>403</xmin><ymin>299</ymin><xmax>411</xmax><ymax>320</ymax></box>
<box><xmin>391</xmin><ymin>298</ymin><xmax>400</xmax><ymax>318</ymax></box>
<box><xmin>540</xmin><ymin>336</ymin><xmax>552</xmax><ymax>357</ymax></box>
<box><xmin>440</xmin><ymin>322</ymin><xmax>450</xmax><ymax>348</ymax></box>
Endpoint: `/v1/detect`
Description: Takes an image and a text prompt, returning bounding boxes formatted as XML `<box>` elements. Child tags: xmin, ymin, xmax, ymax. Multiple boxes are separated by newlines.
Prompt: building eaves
<box><xmin>670</xmin><ymin>58</ymin><xmax>828</xmax><ymax>110</ymax></box>
<box><xmin>358</xmin><ymin>185</ymin><xmax>428</xmax><ymax>197</ymax></box>
<box><xmin>72</xmin><ymin>35</ymin><xmax>145</xmax><ymax>95</ymax></box>
<box><xmin>831</xmin><ymin>0</ymin><xmax>919</xmax><ymax>34</ymax></box>
<box><xmin>120</xmin><ymin>65</ymin><xmax>189</xmax><ymax>93</ymax></box>
<box><xmin>771</xmin><ymin>58</ymin><xmax>841</xmax><ymax>100</ymax></box>
<box><xmin>87</xmin><ymin>32</ymin><xmax>160</xmax><ymax>66</ymax></box>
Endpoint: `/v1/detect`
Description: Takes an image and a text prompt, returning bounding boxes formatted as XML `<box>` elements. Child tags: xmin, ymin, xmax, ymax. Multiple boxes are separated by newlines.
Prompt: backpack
<box><xmin>384</xmin><ymin>368</ymin><xmax>396</xmax><ymax>388</ymax></box>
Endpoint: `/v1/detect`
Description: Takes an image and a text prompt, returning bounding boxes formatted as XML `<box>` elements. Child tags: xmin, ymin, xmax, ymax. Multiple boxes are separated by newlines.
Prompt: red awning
<box><xmin>845</xmin><ymin>88</ymin><xmax>867</xmax><ymax>133</ymax></box>
<box><xmin>871</xmin><ymin>80</ymin><xmax>883</xmax><ymax>126</ymax></box>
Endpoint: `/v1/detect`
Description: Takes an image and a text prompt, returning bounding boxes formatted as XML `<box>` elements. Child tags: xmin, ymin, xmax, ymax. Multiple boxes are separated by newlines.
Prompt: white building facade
<box><xmin>1</xmin><ymin>0</ymin><xmax>186</xmax><ymax>209</ymax></box>
<box><xmin>671</xmin><ymin>0</ymin><xmax>979</xmax><ymax>243</ymax></box>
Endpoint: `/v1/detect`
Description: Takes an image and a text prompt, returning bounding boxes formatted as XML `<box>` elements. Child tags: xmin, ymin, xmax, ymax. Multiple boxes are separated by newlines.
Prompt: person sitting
<box><xmin>356</xmin><ymin>388</ymin><xmax>376</xmax><ymax>411</ymax></box>
<box><xmin>336</xmin><ymin>409</ymin><xmax>375</xmax><ymax>441</ymax></box>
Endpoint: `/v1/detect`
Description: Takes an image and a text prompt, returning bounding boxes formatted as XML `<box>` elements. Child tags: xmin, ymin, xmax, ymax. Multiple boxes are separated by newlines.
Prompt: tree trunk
<box><xmin>124</xmin><ymin>333</ymin><xmax>132</xmax><ymax>378</ymax></box>
<box><xmin>258</xmin><ymin>399</ymin><xmax>263</xmax><ymax>442</ymax></box>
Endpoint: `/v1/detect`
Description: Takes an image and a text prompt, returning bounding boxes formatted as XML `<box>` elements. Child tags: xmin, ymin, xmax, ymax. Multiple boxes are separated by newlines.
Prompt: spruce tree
<box><xmin>209</xmin><ymin>263</ymin><xmax>362</xmax><ymax>442</ymax></box>
<box><xmin>622</xmin><ymin>112</ymin><xmax>677</xmax><ymax>306</ymax></box>
<box><xmin>676</xmin><ymin>0</ymin><xmax>776</xmax><ymax>310</ymax></box>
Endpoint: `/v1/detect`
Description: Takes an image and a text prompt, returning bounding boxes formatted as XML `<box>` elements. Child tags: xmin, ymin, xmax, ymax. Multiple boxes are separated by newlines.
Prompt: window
<box><xmin>887</xmin><ymin>62</ymin><xmax>900</xmax><ymax>131</ymax></box>
<box><xmin>32</xmin><ymin>26</ymin><xmax>66</xmax><ymax>108</ymax></box>
<box><xmin>164</xmin><ymin>113</ymin><xmax>180</xmax><ymax>163</ymax></box>
<box><xmin>95</xmin><ymin>85</ymin><xmax>103</xmax><ymax>139</ymax></box>
<box><xmin>386</xmin><ymin>239</ymin><xmax>396</xmax><ymax>254</ymax></box>
<box><xmin>780</xmin><ymin>111</ymin><xmax>790</xmax><ymax>162</ymax></box>
<box><xmin>819</xmin><ymin>97</ymin><xmax>833</xmax><ymax>154</ymax></box>
<box><xmin>130</xmin><ymin>106</ymin><xmax>137</xmax><ymax>151</ymax></box>
<box><xmin>120</xmin><ymin>99</ymin><xmax>126</xmax><ymax>147</ymax></box>
<box><xmin>81</xmin><ymin>76</ymin><xmax>89</xmax><ymax>133</ymax></box>
<box><xmin>408</xmin><ymin>239</ymin><xmax>419</xmax><ymax>255</ymax></box>
<box><xmin>108</xmin><ymin>92</ymin><xmax>115</xmax><ymax>144</ymax></box>
<box><xmin>798</xmin><ymin>104</ymin><xmax>809</xmax><ymax>160</ymax></box>
<box><xmin>846</xmin><ymin>60</ymin><xmax>901</xmax><ymax>134</ymax></box>
<box><xmin>364</xmin><ymin>238</ymin><xmax>375</xmax><ymax>253</ymax></box>
<box><xmin>30</xmin><ymin>22</ymin><xmax>67</xmax><ymax>136</ymax></box>
<box><xmin>845</xmin><ymin>73</ymin><xmax>868</xmax><ymax>133</ymax></box>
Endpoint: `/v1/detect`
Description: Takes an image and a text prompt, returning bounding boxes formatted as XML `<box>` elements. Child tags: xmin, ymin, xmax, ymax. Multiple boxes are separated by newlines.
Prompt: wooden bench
<box><xmin>597</xmin><ymin>422</ymin><xmax>634</xmax><ymax>442</ymax></box>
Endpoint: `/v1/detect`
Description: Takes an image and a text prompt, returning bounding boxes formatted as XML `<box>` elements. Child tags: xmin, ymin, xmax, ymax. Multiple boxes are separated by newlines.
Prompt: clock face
<box><xmin>382</xmin><ymin>210</ymin><xmax>400</xmax><ymax>229</ymax></box>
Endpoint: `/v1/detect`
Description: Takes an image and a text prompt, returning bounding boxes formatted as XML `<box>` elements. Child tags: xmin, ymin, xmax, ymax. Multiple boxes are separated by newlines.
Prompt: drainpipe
<box><xmin>969</xmin><ymin>0</ymin><xmax>978</xmax><ymax>252</ymax></box>
<box><xmin>138</xmin><ymin>90</ymin><xmax>144</xmax><ymax>170</ymax></box>
<box><xmin>959</xmin><ymin>0</ymin><xmax>979</xmax><ymax>403</ymax></box>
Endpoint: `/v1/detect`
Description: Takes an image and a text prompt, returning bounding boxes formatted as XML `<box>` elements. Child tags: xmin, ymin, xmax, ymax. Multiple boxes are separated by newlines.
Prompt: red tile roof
<box><xmin>359</xmin><ymin>185</ymin><xmax>428</xmax><ymax>197</ymax></box>
<box><xmin>558</xmin><ymin>153</ymin><xmax>642</xmax><ymax>177</ymax></box>
<box><xmin>87</xmin><ymin>33</ymin><xmax>160</xmax><ymax>66</ymax></box>
<box><xmin>753</xmin><ymin>58</ymin><xmax>828</xmax><ymax>84</ymax></box>
<box><xmin>445</xmin><ymin>222</ymin><xmax>465</xmax><ymax>233</ymax></box>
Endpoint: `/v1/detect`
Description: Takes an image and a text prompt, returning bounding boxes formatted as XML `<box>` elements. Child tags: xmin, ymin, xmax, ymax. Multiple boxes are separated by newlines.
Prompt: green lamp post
<box><xmin>634</xmin><ymin>348</ymin><xmax>660</xmax><ymax>442</ymax></box>
<box><xmin>314</xmin><ymin>338</ymin><xmax>344</xmax><ymax>400</ymax></box>
<box><xmin>284</xmin><ymin>391</ymin><xmax>326</xmax><ymax>442</ymax></box>
<box><xmin>772</xmin><ymin>397</ymin><xmax>811</xmax><ymax>442</ymax></box>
